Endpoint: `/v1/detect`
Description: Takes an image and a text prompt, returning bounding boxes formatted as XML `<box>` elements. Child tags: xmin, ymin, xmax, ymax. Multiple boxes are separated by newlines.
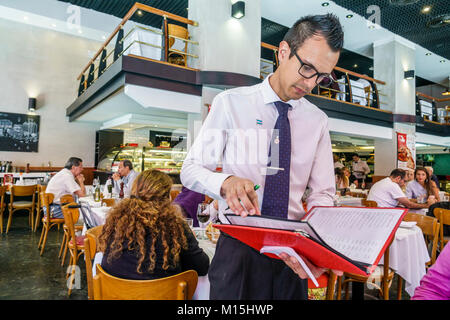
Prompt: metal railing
<box><xmin>416</xmin><ymin>92</ymin><xmax>450</xmax><ymax>125</ymax></box>
<box><xmin>77</xmin><ymin>2</ymin><xmax>199</xmax><ymax>96</ymax></box>
<box><xmin>260</xmin><ymin>42</ymin><xmax>388</xmax><ymax>111</ymax></box>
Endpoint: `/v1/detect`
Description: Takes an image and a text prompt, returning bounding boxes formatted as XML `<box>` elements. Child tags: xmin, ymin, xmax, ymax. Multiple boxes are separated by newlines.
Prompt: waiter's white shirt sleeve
<box><xmin>180</xmin><ymin>94</ymin><xmax>232</xmax><ymax>200</ymax></box>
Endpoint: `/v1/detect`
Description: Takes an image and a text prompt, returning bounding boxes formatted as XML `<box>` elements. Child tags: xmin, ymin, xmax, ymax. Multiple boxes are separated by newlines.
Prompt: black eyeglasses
<box><xmin>293</xmin><ymin>51</ymin><xmax>333</xmax><ymax>85</ymax></box>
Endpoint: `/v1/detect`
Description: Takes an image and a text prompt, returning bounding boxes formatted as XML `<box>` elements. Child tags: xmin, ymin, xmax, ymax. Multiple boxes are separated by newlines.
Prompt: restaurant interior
<box><xmin>0</xmin><ymin>0</ymin><xmax>449</xmax><ymax>302</ymax></box>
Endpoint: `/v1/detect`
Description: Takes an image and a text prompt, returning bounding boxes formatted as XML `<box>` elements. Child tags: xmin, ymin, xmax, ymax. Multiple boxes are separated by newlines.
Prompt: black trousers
<box><xmin>208</xmin><ymin>232</ymin><xmax>308</xmax><ymax>300</ymax></box>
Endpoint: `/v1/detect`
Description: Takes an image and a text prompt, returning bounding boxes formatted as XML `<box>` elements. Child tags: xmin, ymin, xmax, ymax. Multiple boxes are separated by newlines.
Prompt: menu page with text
<box><xmin>305</xmin><ymin>207</ymin><xmax>404</xmax><ymax>264</ymax></box>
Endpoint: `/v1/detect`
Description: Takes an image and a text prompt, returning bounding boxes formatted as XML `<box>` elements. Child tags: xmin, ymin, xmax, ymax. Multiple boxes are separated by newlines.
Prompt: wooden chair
<box><xmin>362</xmin><ymin>199</ymin><xmax>378</xmax><ymax>208</ymax></box>
<box><xmin>433</xmin><ymin>208</ymin><xmax>450</xmax><ymax>251</ymax></box>
<box><xmin>59</xmin><ymin>194</ymin><xmax>81</xmax><ymax>266</ymax></box>
<box><xmin>336</xmin><ymin>239</ymin><xmax>395</xmax><ymax>300</ymax></box>
<box><xmin>101</xmin><ymin>198</ymin><xmax>115</xmax><ymax>207</ymax></box>
<box><xmin>6</xmin><ymin>185</ymin><xmax>37</xmax><ymax>233</ymax></box>
<box><xmin>93</xmin><ymin>265</ymin><xmax>198</xmax><ymax>300</ymax></box>
<box><xmin>84</xmin><ymin>225</ymin><xmax>103</xmax><ymax>300</ymax></box>
<box><xmin>396</xmin><ymin>212</ymin><xmax>440</xmax><ymax>299</ymax></box>
<box><xmin>167</xmin><ymin>24</ymin><xmax>189</xmax><ymax>67</ymax></box>
<box><xmin>61</xmin><ymin>202</ymin><xmax>86</xmax><ymax>296</ymax></box>
<box><xmin>33</xmin><ymin>184</ymin><xmax>46</xmax><ymax>232</ymax></box>
<box><xmin>170</xmin><ymin>190</ymin><xmax>180</xmax><ymax>201</ymax></box>
<box><xmin>325</xmin><ymin>271</ymin><xmax>338</xmax><ymax>300</ymax></box>
<box><xmin>37</xmin><ymin>192</ymin><xmax>65</xmax><ymax>256</ymax></box>
<box><xmin>0</xmin><ymin>186</ymin><xmax>6</xmax><ymax>234</ymax></box>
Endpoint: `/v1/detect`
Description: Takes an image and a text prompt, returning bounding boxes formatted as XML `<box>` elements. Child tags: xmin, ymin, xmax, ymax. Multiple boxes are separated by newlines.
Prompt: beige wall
<box><xmin>0</xmin><ymin>18</ymin><xmax>101</xmax><ymax>167</ymax></box>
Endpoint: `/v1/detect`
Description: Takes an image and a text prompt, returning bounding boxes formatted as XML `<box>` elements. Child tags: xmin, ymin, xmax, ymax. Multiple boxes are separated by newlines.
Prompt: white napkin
<box><xmin>260</xmin><ymin>246</ymin><xmax>319</xmax><ymax>287</ymax></box>
<box><xmin>400</xmin><ymin>221</ymin><xmax>417</xmax><ymax>229</ymax></box>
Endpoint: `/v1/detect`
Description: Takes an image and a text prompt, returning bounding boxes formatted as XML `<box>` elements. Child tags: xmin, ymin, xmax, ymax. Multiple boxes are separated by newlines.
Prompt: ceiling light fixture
<box><xmin>321</xmin><ymin>2</ymin><xmax>330</xmax><ymax>6</ymax></box>
<box><xmin>353</xmin><ymin>64</ymin><xmax>358</xmax><ymax>68</ymax></box>
<box><xmin>346</xmin><ymin>14</ymin><xmax>353</xmax><ymax>18</ymax></box>
<box><xmin>421</xmin><ymin>6</ymin><xmax>431</xmax><ymax>13</ymax></box>
<box><xmin>137</xmin><ymin>10</ymin><xmax>143</xmax><ymax>16</ymax></box>
<box><xmin>425</xmin><ymin>52</ymin><xmax>432</xmax><ymax>56</ymax></box>
<box><xmin>440</xmin><ymin>60</ymin><xmax>446</xmax><ymax>63</ymax></box>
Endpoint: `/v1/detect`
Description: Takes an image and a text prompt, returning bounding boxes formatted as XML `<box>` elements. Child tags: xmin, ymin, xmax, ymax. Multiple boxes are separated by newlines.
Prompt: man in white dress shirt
<box><xmin>181</xmin><ymin>14</ymin><xmax>344</xmax><ymax>299</ymax></box>
<box><xmin>45</xmin><ymin>157</ymin><xmax>86</xmax><ymax>218</ymax></box>
<box><xmin>367</xmin><ymin>169</ymin><xmax>435</xmax><ymax>209</ymax></box>
<box><xmin>112</xmin><ymin>160</ymin><xmax>138</xmax><ymax>197</ymax></box>
<box><xmin>351</xmin><ymin>153</ymin><xmax>370</xmax><ymax>185</ymax></box>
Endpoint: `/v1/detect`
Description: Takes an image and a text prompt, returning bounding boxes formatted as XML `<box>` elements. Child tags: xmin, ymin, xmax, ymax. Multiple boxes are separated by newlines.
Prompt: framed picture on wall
<box><xmin>0</xmin><ymin>112</ymin><xmax>40</xmax><ymax>152</ymax></box>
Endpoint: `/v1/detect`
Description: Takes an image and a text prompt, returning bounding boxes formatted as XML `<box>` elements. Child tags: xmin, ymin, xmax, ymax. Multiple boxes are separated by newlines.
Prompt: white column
<box><xmin>373</xmin><ymin>36</ymin><xmax>416</xmax><ymax>175</ymax></box>
<box><xmin>187</xmin><ymin>0</ymin><xmax>261</xmax><ymax>78</ymax></box>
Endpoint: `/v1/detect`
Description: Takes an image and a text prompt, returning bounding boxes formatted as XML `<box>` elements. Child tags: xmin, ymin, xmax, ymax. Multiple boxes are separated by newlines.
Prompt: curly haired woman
<box><xmin>98</xmin><ymin>169</ymin><xmax>209</xmax><ymax>280</ymax></box>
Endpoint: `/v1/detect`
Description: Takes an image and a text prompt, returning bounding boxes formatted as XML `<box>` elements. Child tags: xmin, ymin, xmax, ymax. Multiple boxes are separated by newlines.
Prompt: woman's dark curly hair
<box><xmin>98</xmin><ymin>169</ymin><xmax>188</xmax><ymax>274</ymax></box>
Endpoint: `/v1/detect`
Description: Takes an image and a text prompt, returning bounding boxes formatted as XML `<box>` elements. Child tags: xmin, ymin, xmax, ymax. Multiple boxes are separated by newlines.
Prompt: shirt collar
<box><xmin>261</xmin><ymin>74</ymin><xmax>300</xmax><ymax>109</ymax></box>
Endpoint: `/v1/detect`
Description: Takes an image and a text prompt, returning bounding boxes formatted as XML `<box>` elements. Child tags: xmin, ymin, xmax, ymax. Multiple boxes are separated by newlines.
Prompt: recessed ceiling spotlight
<box><xmin>368</xmin><ymin>24</ymin><xmax>375</xmax><ymax>29</ymax></box>
<box><xmin>23</xmin><ymin>16</ymin><xmax>28</xmax><ymax>20</ymax></box>
<box><xmin>321</xmin><ymin>2</ymin><xmax>330</xmax><ymax>6</ymax></box>
<box><xmin>137</xmin><ymin>10</ymin><xmax>143</xmax><ymax>16</ymax></box>
<box><xmin>421</xmin><ymin>6</ymin><xmax>431</xmax><ymax>13</ymax></box>
<box><xmin>425</xmin><ymin>52</ymin><xmax>432</xmax><ymax>56</ymax></box>
<box><xmin>440</xmin><ymin>59</ymin><xmax>446</xmax><ymax>63</ymax></box>
<box><xmin>353</xmin><ymin>64</ymin><xmax>358</xmax><ymax>68</ymax></box>
<box><xmin>51</xmin><ymin>23</ymin><xmax>56</xmax><ymax>28</ymax></box>
<box><xmin>78</xmin><ymin>29</ymin><xmax>82</xmax><ymax>34</ymax></box>
<box><xmin>346</xmin><ymin>14</ymin><xmax>354</xmax><ymax>19</ymax></box>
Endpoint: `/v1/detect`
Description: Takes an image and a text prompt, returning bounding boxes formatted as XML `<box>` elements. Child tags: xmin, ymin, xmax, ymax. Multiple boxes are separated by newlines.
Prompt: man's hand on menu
<box><xmin>278</xmin><ymin>252</ymin><xmax>343</xmax><ymax>279</ymax></box>
<box><xmin>220</xmin><ymin>176</ymin><xmax>261</xmax><ymax>217</ymax></box>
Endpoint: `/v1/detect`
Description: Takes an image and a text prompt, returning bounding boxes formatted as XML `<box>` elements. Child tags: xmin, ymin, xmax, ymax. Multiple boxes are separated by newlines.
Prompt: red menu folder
<box><xmin>214</xmin><ymin>206</ymin><xmax>407</xmax><ymax>276</ymax></box>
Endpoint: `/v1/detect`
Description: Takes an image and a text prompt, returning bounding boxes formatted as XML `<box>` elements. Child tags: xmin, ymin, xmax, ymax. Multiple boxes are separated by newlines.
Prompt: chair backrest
<box><xmin>0</xmin><ymin>185</ymin><xmax>6</xmax><ymax>212</ymax></box>
<box><xmin>61</xmin><ymin>202</ymin><xmax>81</xmax><ymax>251</ymax></box>
<box><xmin>93</xmin><ymin>265</ymin><xmax>198</xmax><ymax>300</ymax></box>
<box><xmin>101</xmin><ymin>198</ymin><xmax>115</xmax><ymax>207</ymax></box>
<box><xmin>60</xmin><ymin>194</ymin><xmax>75</xmax><ymax>206</ymax></box>
<box><xmin>170</xmin><ymin>190</ymin><xmax>180</xmax><ymax>201</ymax></box>
<box><xmin>403</xmin><ymin>212</ymin><xmax>440</xmax><ymax>264</ymax></box>
<box><xmin>84</xmin><ymin>225</ymin><xmax>103</xmax><ymax>300</ymax></box>
<box><xmin>434</xmin><ymin>208</ymin><xmax>450</xmax><ymax>251</ymax></box>
<box><xmin>40</xmin><ymin>192</ymin><xmax>55</xmax><ymax>221</ymax></box>
<box><xmin>168</xmin><ymin>24</ymin><xmax>188</xmax><ymax>49</ymax></box>
<box><xmin>362</xmin><ymin>199</ymin><xmax>378</xmax><ymax>207</ymax></box>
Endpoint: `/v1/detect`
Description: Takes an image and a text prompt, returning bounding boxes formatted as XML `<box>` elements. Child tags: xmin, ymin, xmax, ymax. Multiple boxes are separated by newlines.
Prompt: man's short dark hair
<box><xmin>283</xmin><ymin>13</ymin><xmax>344</xmax><ymax>57</ymax></box>
<box><xmin>390</xmin><ymin>169</ymin><xmax>406</xmax><ymax>179</ymax></box>
<box><xmin>64</xmin><ymin>157</ymin><xmax>83</xmax><ymax>170</ymax></box>
<box><xmin>122</xmin><ymin>159</ymin><xmax>133</xmax><ymax>170</ymax></box>
<box><xmin>352</xmin><ymin>153</ymin><xmax>359</xmax><ymax>158</ymax></box>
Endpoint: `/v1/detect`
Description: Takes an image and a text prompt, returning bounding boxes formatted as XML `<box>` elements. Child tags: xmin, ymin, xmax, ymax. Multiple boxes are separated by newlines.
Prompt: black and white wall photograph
<box><xmin>0</xmin><ymin>112</ymin><xmax>40</xmax><ymax>152</ymax></box>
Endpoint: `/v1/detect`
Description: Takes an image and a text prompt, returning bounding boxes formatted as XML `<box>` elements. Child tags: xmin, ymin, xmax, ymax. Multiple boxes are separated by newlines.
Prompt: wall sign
<box><xmin>0</xmin><ymin>112</ymin><xmax>40</xmax><ymax>152</ymax></box>
<box><xmin>396</xmin><ymin>131</ymin><xmax>415</xmax><ymax>170</ymax></box>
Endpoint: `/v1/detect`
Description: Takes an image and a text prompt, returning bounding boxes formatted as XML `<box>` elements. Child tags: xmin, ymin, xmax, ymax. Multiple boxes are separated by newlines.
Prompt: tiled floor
<box><xmin>0</xmin><ymin>212</ymin><xmax>88</xmax><ymax>300</ymax></box>
<box><xmin>0</xmin><ymin>211</ymin><xmax>410</xmax><ymax>300</ymax></box>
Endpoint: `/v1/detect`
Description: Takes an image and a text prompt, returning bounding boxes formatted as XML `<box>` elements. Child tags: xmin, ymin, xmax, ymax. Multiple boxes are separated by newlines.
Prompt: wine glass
<box><xmin>196</xmin><ymin>203</ymin><xmax>210</xmax><ymax>240</ymax></box>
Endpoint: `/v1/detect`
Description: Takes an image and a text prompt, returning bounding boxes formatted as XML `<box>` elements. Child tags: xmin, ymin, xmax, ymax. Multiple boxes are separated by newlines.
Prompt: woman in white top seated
<box><xmin>405</xmin><ymin>167</ymin><xmax>440</xmax><ymax>203</ymax></box>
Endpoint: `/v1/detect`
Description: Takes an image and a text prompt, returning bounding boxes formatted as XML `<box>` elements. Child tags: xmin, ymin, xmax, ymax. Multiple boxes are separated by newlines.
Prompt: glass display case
<box><xmin>97</xmin><ymin>145</ymin><xmax>187</xmax><ymax>175</ymax></box>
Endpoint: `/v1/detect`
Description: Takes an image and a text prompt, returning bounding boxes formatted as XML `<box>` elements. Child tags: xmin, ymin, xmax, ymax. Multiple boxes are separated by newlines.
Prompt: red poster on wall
<box><xmin>397</xmin><ymin>132</ymin><xmax>415</xmax><ymax>170</ymax></box>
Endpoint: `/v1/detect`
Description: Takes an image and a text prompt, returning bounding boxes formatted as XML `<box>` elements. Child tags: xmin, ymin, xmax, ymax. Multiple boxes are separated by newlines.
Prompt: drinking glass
<box><xmin>196</xmin><ymin>203</ymin><xmax>210</xmax><ymax>240</ymax></box>
<box><xmin>185</xmin><ymin>217</ymin><xmax>193</xmax><ymax>229</ymax></box>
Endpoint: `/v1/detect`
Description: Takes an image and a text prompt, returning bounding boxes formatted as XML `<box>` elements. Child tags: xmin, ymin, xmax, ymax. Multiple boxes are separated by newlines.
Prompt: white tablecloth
<box><xmin>336</xmin><ymin>196</ymin><xmax>362</xmax><ymax>207</ymax></box>
<box><xmin>378</xmin><ymin>225</ymin><xmax>430</xmax><ymax>297</ymax></box>
<box><xmin>192</xmin><ymin>238</ymin><xmax>216</xmax><ymax>300</ymax></box>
